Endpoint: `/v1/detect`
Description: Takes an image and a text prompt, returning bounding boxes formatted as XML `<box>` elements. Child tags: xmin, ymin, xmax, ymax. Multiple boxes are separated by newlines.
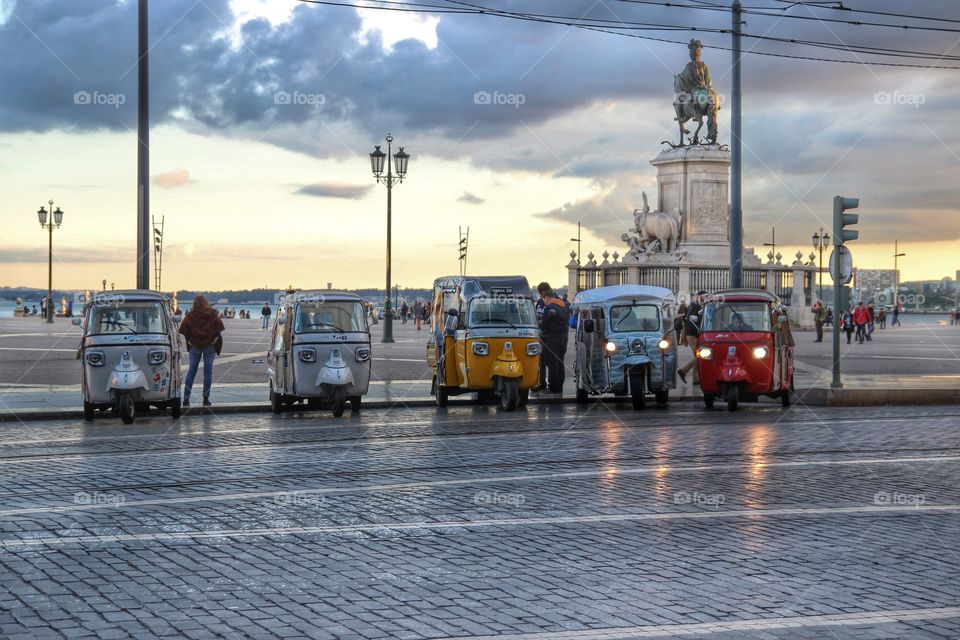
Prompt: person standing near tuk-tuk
<box><xmin>677</xmin><ymin>291</ymin><xmax>705</xmax><ymax>384</ymax></box>
<box><xmin>539</xmin><ymin>288</ymin><xmax>570</xmax><ymax>394</ymax></box>
<box><xmin>811</xmin><ymin>301</ymin><xmax>826</xmax><ymax>343</ymax></box>
<box><xmin>533</xmin><ymin>282</ymin><xmax>551</xmax><ymax>391</ymax></box>
<box><xmin>260</xmin><ymin>302</ymin><xmax>272</xmax><ymax>330</ymax></box>
<box><xmin>179</xmin><ymin>295</ymin><xmax>225</xmax><ymax>407</ymax></box>
<box><xmin>853</xmin><ymin>301</ymin><xmax>869</xmax><ymax>344</ymax></box>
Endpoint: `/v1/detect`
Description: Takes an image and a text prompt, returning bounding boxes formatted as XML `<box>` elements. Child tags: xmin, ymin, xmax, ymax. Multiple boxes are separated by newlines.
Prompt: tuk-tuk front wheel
<box><xmin>270</xmin><ymin>389</ymin><xmax>283</xmax><ymax>414</ymax></box>
<box><xmin>350</xmin><ymin>396</ymin><xmax>362</xmax><ymax>412</ymax></box>
<box><xmin>780</xmin><ymin>389</ymin><xmax>791</xmax><ymax>408</ymax></box>
<box><xmin>118</xmin><ymin>394</ymin><xmax>135</xmax><ymax>425</ymax></box>
<box><xmin>83</xmin><ymin>401</ymin><xmax>95</xmax><ymax>422</ymax></box>
<box><xmin>630</xmin><ymin>372</ymin><xmax>646</xmax><ymax>410</ymax></box>
<box><xmin>575</xmin><ymin>387</ymin><xmax>588</xmax><ymax>405</ymax></box>
<box><xmin>703</xmin><ymin>393</ymin><xmax>715</xmax><ymax>409</ymax></box>
<box><xmin>331</xmin><ymin>387</ymin><xmax>347</xmax><ymax>417</ymax></box>
<box><xmin>726</xmin><ymin>385</ymin><xmax>739</xmax><ymax>412</ymax></box>
<box><xmin>434</xmin><ymin>376</ymin><xmax>449</xmax><ymax>408</ymax></box>
<box><xmin>499</xmin><ymin>378</ymin><xmax>519</xmax><ymax>411</ymax></box>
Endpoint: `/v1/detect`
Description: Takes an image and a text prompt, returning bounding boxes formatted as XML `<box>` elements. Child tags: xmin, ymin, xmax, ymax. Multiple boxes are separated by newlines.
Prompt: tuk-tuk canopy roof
<box><xmin>432</xmin><ymin>276</ymin><xmax>463</xmax><ymax>292</ymax></box>
<box><xmin>89</xmin><ymin>290</ymin><xmax>170</xmax><ymax>304</ymax></box>
<box><xmin>705</xmin><ymin>288</ymin><xmax>780</xmax><ymax>304</ymax></box>
<box><xmin>285</xmin><ymin>290</ymin><xmax>363</xmax><ymax>305</ymax></box>
<box><xmin>574</xmin><ymin>285</ymin><xmax>675</xmax><ymax>306</ymax></box>
<box><xmin>460</xmin><ymin>276</ymin><xmax>532</xmax><ymax>300</ymax></box>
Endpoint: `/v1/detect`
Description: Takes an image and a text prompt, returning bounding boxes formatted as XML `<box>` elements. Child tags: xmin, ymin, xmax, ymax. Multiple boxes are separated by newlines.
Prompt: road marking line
<box><xmin>0</xmin><ymin>347</ymin><xmax>76</xmax><ymax>352</ymax></box>
<box><xmin>444</xmin><ymin>607</ymin><xmax>960</xmax><ymax>639</ymax></box>
<box><xmin>3</xmin><ymin>455</ymin><xmax>958</xmax><ymax>515</ymax></box>
<box><xmin>3</xmin><ymin>504</ymin><xmax>959</xmax><ymax>547</ymax></box>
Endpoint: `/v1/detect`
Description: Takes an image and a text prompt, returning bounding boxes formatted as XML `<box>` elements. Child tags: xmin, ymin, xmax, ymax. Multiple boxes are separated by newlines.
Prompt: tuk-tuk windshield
<box><xmin>703</xmin><ymin>301</ymin><xmax>772</xmax><ymax>333</ymax></box>
<box><xmin>295</xmin><ymin>302</ymin><xmax>367</xmax><ymax>333</ymax></box>
<box><xmin>609</xmin><ymin>304</ymin><xmax>660</xmax><ymax>332</ymax></box>
<box><xmin>468</xmin><ymin>297</ymin><xmax>537</xmax><ymax>328</ymax></box>
<box><xmin>90</xmin><ymin>302</ymin><xmax>167</xmax><ymax>335</ymax></box>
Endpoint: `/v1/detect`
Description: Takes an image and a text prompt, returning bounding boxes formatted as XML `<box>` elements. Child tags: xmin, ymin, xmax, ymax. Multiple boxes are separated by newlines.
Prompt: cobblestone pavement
<box><xmin>1</xmin><ymin>403</ymin><xmax>960</xmax><ymax>638</ymax></box>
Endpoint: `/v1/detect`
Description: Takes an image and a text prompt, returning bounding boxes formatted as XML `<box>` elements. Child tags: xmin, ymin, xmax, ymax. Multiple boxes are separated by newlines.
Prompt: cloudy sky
<box><xmin>1</xmin><ymin>0</ymin><xmax>958</xmax><ymax>291</ymax></box>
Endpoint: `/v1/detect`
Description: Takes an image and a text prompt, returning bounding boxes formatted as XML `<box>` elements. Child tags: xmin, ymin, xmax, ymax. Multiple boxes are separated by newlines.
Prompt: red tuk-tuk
<box><xmin>695</xmin><ymin>289</ymin><xmax>794</xmax><ymax>411</ymax></box>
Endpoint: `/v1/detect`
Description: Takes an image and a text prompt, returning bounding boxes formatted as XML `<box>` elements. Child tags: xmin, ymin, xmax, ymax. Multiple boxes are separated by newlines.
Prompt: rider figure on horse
<box><xmin>674</xmin><ymin>39</ymin><xmax>721</xmax><ymax>145</ymax></box>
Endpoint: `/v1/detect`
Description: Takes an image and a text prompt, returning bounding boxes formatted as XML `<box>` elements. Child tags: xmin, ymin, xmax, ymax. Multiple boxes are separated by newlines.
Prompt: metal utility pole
<box><xmin>892</xmin><ymin>239</ymin><xmax>905</xmax><ymax>309</ymax></box>
<box><xmin>152</xmin><ymin>215</ymin><xmax>164</xmax><ymax>291</ymax></box>
<box><xmin>729</xmin><ymin>0</ymin><xmax>743</xmax><ymax>288</ymax></box>
<box><xmin>762</xmin><ymin>228</ymin><xmax>776</xmax><ymax>262</ymax></box>
<box><xmin>458</xmin><ymin>227</ymin><xmax>470</xmax><ymax>277</ymax></box>
<box><xmin>570</xmin><ymin>222</ymin><xmax>582</xmax><ymax>264</ymax></box>
<box><xmin>136</xmin><ymin>0</ymin><xmax>150</xmax><ymax>290</ymax></box>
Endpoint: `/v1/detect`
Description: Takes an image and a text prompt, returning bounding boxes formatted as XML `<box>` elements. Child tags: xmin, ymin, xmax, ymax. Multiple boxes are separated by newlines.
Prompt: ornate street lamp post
<box><xmin>812</xmin><ymin>227</ymin><xmax>830</xmax><ymax>302</ymax></box>
<box><xmin>37</xmin><ymin>201</ymin><xmax>64</xmax><ymax>323</ymax></box>
<box><xmin>369</xmin><ymin>134</ymin><xmax>410</xmax><ymax>344</ymax></box>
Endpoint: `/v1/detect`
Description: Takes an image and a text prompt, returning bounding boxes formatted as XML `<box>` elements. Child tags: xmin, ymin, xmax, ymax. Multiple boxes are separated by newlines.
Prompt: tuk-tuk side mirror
<box><xmin>444</xmin><ymin>308</ymin><xmax>459</xmax><ymax>336</ymax></box>
<box><xmin>71</xmin><ymin>317</ymin><xmax>82</xmax><ymax>327</ymax></box>
<box><xmin>582</xmin><ymin>318</ymin><xmax>595</xmax><ymax>333</ymax></box>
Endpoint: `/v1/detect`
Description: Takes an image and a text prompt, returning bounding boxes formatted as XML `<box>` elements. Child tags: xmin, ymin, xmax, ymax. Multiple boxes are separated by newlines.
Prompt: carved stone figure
<box><xmin>672</xmin><ymin>39</ymin><xmax>720</xmax><ymax>146</ymax></box>
<box><xmin>622</xmin><ymin>192</ymin><xmax>682</xmax><ymax>257</ymax></box>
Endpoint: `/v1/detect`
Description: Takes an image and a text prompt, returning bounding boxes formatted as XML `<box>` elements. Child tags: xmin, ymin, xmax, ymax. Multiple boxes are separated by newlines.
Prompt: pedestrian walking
<box><xmin>260</xmin><ymin>303</ymin><xmax>272</xmax><ymax>330</ymax></box>
<box><xmin>539</xmin><ymin>289</ymin><xmax>570</xmax><ymax>394</ymax></box>
<box><xmin>853</xmin><ymin>302</ymin><xmax>869</xmax><ymax>344</ymax></box>
<box><xmin>866</xmin><ymin>302</ymin><xmax>876</xmax><ymax>341</ymax></box>
<box><xmin>891</xmin><ymin>305</ymin><xmax>901</xmax><ymax>326</ymax></box>
<box><xmin>400</xmin><ymin>301</ymin><xmax>409</xmax><ymax>324</ymax></box>
<box><xmin>811</xmin><ymin>300</ymin><xmax>826</xmax><ymax>342</ymax></box>
<box><xmin>677</xmin><ymin>291</ymin><xmax>705</xmax><ymax>384</ymax></box>
<box><xmin>841</xmin><ymin>308</ymin><xmax>854</xmax><ymax>344</ymax></box>
<box><xmin>414</xmin><ymin>301</ymin><xmax>423</xmax><ymax>330</ymax></box>
<box><xmin>179</xmin><ymin>295</ymin><xmax>225</xmax><ymax>407</ymax></box>
<box><xmin>877</xmin><ymin>306</ymin><xmax>886</xmax><ymax>330</ymax></box>
<box><xmin>534</xmin><ymin>282</ymin><xmax>551</xmax><ymax>391</ymax></box>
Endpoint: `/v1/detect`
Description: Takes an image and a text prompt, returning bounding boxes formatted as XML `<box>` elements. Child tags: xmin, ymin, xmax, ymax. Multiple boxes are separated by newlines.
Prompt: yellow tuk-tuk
<box><xmin>427</xmin><ymin>276</ymin><xmax>541</xmax><ymax>410</ymax></box>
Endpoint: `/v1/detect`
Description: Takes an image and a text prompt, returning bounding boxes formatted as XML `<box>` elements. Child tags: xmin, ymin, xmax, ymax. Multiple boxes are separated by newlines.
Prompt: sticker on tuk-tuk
<box><xmin>151</xmin><ymin>366</ymin><xmax>169</xmax><ymax>393</ymax></box>
<box><xmin>489</xmin><ymin>287</ymin><xmax>513</xmax><ymax>296</ymax></box>
<box><xmin>125</xmin><ymin>335</ymin><xmax>158</xmax><ymax>343</ymax></box>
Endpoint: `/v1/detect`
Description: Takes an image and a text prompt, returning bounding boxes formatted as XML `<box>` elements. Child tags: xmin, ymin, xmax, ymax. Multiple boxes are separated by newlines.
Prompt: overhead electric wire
<box><xmin>612</xmin><ymin>0</ymin><xmax>960</xmax><ymax>33</ymax></box>
<box><xmin>765</xmin><ymin>0</ymin><xmax>960</xmax><ymax>25</ymax></box>
<box><xmin>292</xmin><ymin>0</ymin><xmax>960</xmax><ymax>69</ymax></box>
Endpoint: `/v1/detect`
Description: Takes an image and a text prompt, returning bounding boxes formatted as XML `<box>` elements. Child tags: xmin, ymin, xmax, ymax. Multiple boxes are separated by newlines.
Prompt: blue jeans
<box><xmin>184</xmin><ymin>346</ymin><xmax>216</xmax><ymax>400</ymax></box>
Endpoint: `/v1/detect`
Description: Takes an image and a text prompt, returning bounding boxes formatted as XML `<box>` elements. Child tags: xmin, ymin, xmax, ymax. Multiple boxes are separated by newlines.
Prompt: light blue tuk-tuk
<box><xmin>572</xmin><ymin>285</ymin><xmax>678</xmax><ymax>408</ymax></box>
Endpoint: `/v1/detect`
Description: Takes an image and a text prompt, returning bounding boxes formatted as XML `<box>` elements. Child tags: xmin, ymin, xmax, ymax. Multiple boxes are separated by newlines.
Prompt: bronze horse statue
<box><xmin>672</xmin><ymin>75</ymin><xmax>719</xmax><ymax>147</ymax></box>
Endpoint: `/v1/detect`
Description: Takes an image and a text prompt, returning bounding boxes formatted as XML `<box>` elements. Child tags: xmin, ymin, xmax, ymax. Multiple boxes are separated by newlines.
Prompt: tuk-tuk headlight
<box><xmin>658</xmin><ymin>339</ymin><xmax>670</xmax><ymax>351</ymax></box>
<box><xmin>696</xmin><ymin>346</ymin><xmax>713</xmax><ymax>360</ymax></box>
<box><xmin>630</xmin><ymin>338</ymin><xmax>646</xmax><ymax>354</ymax></box>
<box><xmin>526</xmin><ymin>342</ymin><xmax>541</xmax><ymax>356</ymax></box>
<box><xmin>752</xmin><ymin>346</ymin><xmax>769</xmax><ymax>359</ymax></box>
<box><xmin>86</xmin><ymin>351</ymin><xmax>105</xmax><ymax>366</ymax></box>
<box><xmin>355</xmin><ymin>347</ymin><xmax>371</xmax><ymax>362</ymax></box>
<box><xmin>148</xmin><ymin>349</ymin><xmax>167</xmax><ymax>364</ymax></box>
<box><xmin>472</xmin><ymin>342</ymin><xmax>489</xmax><ymax>356</ymax></box>
<box><xmin>298</xmin><ymin>348</ymin><xmax>317</xmax><ymax>363</ymax></box>
<box><xmin>604</xmin><ymin>340</ymin><xmax>617</xmax><ymax>353</ymax></box>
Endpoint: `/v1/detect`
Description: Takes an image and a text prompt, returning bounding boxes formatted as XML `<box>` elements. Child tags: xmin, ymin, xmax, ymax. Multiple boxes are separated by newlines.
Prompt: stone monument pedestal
<box><xmin>651</xmin><ymin>146</ymin><xmax>730</xmax><ymax>265</ymax></box>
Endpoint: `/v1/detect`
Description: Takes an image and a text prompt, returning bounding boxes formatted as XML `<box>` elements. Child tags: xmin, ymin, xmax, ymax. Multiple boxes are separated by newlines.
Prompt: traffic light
<box><xmin>832</xmin><ymin>196</ymin><xmax>859</xmax><ymax>245</ymax></box>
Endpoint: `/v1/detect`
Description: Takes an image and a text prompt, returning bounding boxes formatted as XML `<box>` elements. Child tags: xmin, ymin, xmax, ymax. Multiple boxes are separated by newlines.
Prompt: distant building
<box><xmin>857</xmin><ymin>269</ymin><xmax>898</xmax><ymax>299</ymax></box>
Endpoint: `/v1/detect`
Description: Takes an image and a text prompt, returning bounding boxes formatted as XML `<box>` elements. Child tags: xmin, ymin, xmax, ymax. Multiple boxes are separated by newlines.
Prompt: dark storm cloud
<box><xmin>295</xmin><ymin>182</ymin><xmax>372</xmax><ymax>199</ymax></box>
<box><xmin>3</xmin><ymin>0</ymin><xmax>960</xmax><ymax>243</ymax></box>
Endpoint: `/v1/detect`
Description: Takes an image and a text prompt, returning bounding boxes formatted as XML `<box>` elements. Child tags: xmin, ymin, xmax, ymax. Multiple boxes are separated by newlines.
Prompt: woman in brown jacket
<box><xmin>178</xmin><ymin>295</ymin><xmax>225</xmax><ymax>407</ymax></box>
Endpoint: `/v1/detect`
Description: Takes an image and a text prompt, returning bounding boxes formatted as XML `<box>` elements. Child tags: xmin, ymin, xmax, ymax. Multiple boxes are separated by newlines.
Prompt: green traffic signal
<box><xmin>832</xmin><ymin>195</ymin><xmax>859</xmax><ymax>245</ymax></box>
